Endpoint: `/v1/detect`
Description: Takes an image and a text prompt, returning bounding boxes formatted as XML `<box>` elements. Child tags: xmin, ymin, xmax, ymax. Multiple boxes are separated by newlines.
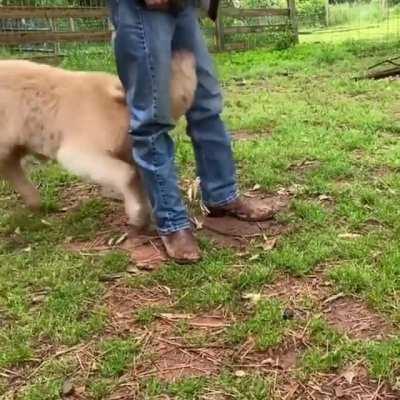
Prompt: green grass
<box><xmin>301</xmin><ymin>16</ymin><xmax>400</xmax><ymax>43</ymax></box>
<box><xmin>2</xmin><ymin>38</ymin><xmax>400</xmax><ymax>398</ymax></box>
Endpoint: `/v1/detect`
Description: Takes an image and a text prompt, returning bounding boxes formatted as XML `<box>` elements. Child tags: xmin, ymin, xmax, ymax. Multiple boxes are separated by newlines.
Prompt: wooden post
<box><xmin>215</xmin><ymin>8</ymin><xmax>224</xmax><ymax>51</ymax></box>
<box><xmin>69</xmin><ymin>17</ymin><xmax>76</xmax><ymax>32</ymax></box>
<box><xmin>48</xmin><ymin>17</ymin><xmax>61</xmax><ymax>56</ymax></box>
<box><xmin>325</xmin><ymin>0</ymin><xmax>330</xmax><ymax>27</ymax></box>
<box><xmin>287</xmin><ymin>0</ymin><xmax>299</xmax><ymax>43</ymax></box>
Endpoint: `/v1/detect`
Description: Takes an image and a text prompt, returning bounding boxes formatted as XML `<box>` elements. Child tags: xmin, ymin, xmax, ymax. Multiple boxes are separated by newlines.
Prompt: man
<box><xmin>108</xmin><ymin>0</ymin><xmax>275</xmax><ymax>263</ymax></box>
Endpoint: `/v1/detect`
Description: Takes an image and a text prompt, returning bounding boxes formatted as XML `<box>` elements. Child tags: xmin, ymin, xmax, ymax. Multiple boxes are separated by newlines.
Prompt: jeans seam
<box><xmin>137</xmin><ymin>7</ymin><xmax>158</xmax><ymax>119</ymax></box>
<box><xmin>137</xmin><ymin>7</ymin><xmax>175</xmax><ymax>231</ymax></box>
<box><xmin>158</xmin><ymin>221</ymin><xmax>191</xmax><ymax>235</ymax></box>
<box><xmin>150</xmin><ymin>139</ymin><xmax>174</xmax><ymax>231</ymax></box>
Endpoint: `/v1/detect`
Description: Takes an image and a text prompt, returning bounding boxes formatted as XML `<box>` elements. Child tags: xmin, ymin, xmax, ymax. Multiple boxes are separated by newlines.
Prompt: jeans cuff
<box><xmin>204</xmin><ymin>191</ymin><xmax>239</xmax><ymax>208</ymax></box>
<box><xmin>158</xmin><ymin>221</ymin><xmax>192</xmax><ymax>236</ymax></box>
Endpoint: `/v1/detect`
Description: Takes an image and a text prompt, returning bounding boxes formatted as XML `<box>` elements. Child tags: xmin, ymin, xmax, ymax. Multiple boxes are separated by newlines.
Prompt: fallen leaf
<box><xmin>242</xmin><ymin>293</ymin><xmax>262</xmax><ymax>305</ymax></box>
<box><xmin>160</xmin><ymin>313</ymin><xmax>194</xmax><ymax>320</ymax></box>
<box><xmin>235</xmin><ymin>370</ymin><xmax>247</xmax><ymax>377</ymax></box>
<box><xmin>260</xmin><ymin>358</ymin><xmax>275</xmax><ymax>365</ymax></box>
<box><xmin>322</xmin><ymin>292</ymin><xmax>345</xmax><ymax>305</ymax></box>
<box><xmin>263</xmin><ymin>238</ymin><xmax>277</xmax><ymax>251</ymax></box>
<box><xmin>393</xmin><ymin>376</ymin><xmax>400</xmax><ymax>391</ymax></box>
<box><xmin>61</xmin><ymin>379</ymin><xmax>74</xmax><ymax>396</ymax></box>
<box><xmin>31</xmin><ymin>294</ymin><xmax>46</xmax><ymax>305</ymax></box>
<box><xmin>75</xmin><ymin>386</ymin><xmax>86</xmax><ymax>395</ymax></box>
<box><xmin>335</xmin><ymin>387</ymin><xmax>345</xmax><ymax>398</ymax></box>
<box><xmin>249</xmin><ymin>254</ymin><xmax>260</xmax><ymax>261</ymax></box>
<box><xmin>252</xmin><ymin>184</ymin><xmax>261</xmax><ymax>191</ymax></box>
<box><xmin>319</xmin><ymin>194</ymin><xmax>333</xmax><ymax>201</ymax></box>
<box><xmin>191</xmin><ymin>217</ymin><xmax>203</xmax><ymax>230</ymax></box>
<box><xmin>342</xmin><ymin>366</ymin><xmax>357</xmax><ymax>384</ymax></box>
<box><xmin>115</xmin><ymin>232</ymin><xmax>128</xmax><ymax>246</ymax></box>
<box><xmin>162</xmin><ymin>286</ymin><xmax>172</xmax><ymax>296</ymax></box>
<box><xmin>126</xmin><ymin>265</ymin><xmax>141</xmax><ymax>274</ymax></box>
<box><xmin>338</xmin><ymin>233</ymin><xmax>361</xmax><ymax>239</ymax></box>
<box><xmin>65</xmin><ymin>236</ymin><xmax>73</xmax><ymax>244</ymax></box>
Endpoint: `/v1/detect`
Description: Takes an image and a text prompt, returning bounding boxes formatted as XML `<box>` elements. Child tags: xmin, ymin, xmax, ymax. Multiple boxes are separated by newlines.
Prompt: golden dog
<box><xmin>0</xmin><ymin>51</ymin><xmax>197</xmax><ymax>228</ymax></box>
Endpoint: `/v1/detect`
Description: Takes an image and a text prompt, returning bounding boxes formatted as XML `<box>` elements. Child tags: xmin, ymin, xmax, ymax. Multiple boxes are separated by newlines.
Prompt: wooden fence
<box><xmin>213</xmin><ymin>0</ymin><xmax>298</xmax><ymax>51</ymax></box>
<box><xmin>0</xmin><ymin>2</ymin><xmax>298</xmax><ymax>58</ymax></box>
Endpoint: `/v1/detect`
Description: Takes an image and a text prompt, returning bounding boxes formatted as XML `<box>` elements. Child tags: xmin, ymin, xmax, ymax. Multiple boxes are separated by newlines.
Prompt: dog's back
<box><xmin>0</xmin><ymin>60</ymin><xmax>129</xmax><ymax>160</ymax></box>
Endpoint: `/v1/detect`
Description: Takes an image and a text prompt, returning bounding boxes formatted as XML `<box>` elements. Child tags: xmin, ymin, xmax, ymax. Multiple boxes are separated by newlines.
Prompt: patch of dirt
<box><xmin>199</xmin><ymin>193</ymin><xmax>290</xmax><ymax>249</ymax></box>
<box><xmin>66</xmin><ymin>222</ymin><xmax>168</xmax><ymax>269</ymax></box>
<box><xmin>372</xmin><ymin>165</ymin><xmax>394</xmax><ymax>178</ymax></box>
<box><xmin>134</xmin><ymin>312</ymin><xmax>233</xmax><ymax>382</ymax></box>
<box><xmin>144</xmin><ymin>338</ymin><xmax>225</xmax><ymax>381</ymax></box>
<box><xmin>104</xmin><ymin>284</ymin><xmax>232</xmax><ymax>381</ymax></box>
<box><xmin>277</xmin><ymin>367</ymin><xmax>400</xmax><ymax>399</ymax></box>
<box><xmin>289</xmin><ymin>159</ymin><xmax>321</xmax><ymax>175</ymax></box>
<box><xmin>262</xmin><ymin>274</ymin><xmax>331</xmax><ymax>307</ymax></box>
<box><xmin>58</xmin><ymin>181</ymin><xmax>102</xmax><ymax>212</ymax></box>
<box><xmin>104</xmin><ymin>284</ymin><xmax>173</xmax><ymax>334</ymax></box>
<box><xmin>231</xmin><ymin>130</ymin><xmax>273</xmax><ymax>141</ymax></box>
<box><xmin>262</xmin><ymin>275</ymin><xmax>394</xmax><ymax>340</ymax></box>
<box><xmin>235</xmin><ymin>339</ymin><xmax>302</xmax><ymax>372</ymax></box>
<box><xmin>66</xmin><ymin>192</ymin><xmax>291</xmax><ymax>268</ymax></box>
<box><xmin>324</xmin><ymin>296</ymin><xmax>394</xmax><ymax>340</ymax></box>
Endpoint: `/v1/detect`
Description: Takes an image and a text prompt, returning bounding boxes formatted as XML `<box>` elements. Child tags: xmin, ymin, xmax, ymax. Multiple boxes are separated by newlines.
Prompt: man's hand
<box><xmin>144</xmin><ymin>0</ymin><xmax>169</xmax><ymax>10</ymax></box>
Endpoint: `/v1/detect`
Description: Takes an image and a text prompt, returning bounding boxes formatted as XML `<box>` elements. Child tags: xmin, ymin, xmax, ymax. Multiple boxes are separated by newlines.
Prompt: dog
<box><xmin>0</xmin><ymin>51</ymin><xmax>197</xmax><ymax>228</ymax></box>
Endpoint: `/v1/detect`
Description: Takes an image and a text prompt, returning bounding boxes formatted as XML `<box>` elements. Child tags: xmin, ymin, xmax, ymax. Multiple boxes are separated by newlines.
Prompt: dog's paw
<box><xmin>126</xmin><ymin>205</ymin><xmax>152</xmax><ymax>228</ymax></box>
<box><xmin>24</xmin><ymin>190</ymin><xmax>42</xmax><ymax>211</ymax></box>
<box><xmin>127</xmin><ymin>213</ymin><xmax>152</xmax><ymax>229</ymax></box>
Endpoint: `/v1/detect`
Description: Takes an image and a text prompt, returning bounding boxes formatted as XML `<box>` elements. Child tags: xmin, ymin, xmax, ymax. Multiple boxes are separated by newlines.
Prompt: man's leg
<box><xmin>111</xmin><ymin>0</ymin><xmax>201</xmax><ymax>262</ymax></box>
<box><xmin>173</xmin><ymin>6</ymin><xmax>238</xmax><ymax>208</ymax></box>
<box><xmin>174</xmin><ymin>6</ymin><xmax>278</xmax><ymax>221</ymax></box>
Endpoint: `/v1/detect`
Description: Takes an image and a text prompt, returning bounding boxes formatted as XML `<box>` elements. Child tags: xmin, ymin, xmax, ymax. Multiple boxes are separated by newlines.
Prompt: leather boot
<box><xmin>207</xmin><ymin>197</ymin><xmax>277</xmax><ymax>222</ymax></box>
<box><xmin>161</xmin><ymin>228</ymin><xmax>202</xmax><ymax>264</ymax></box>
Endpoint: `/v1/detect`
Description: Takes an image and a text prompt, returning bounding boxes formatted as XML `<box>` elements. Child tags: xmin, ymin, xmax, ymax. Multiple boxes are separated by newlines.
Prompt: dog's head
<box><xmin>170</xmin><ymin>51</ymin><xmax>197</xmax><ymax>121</ymax></box>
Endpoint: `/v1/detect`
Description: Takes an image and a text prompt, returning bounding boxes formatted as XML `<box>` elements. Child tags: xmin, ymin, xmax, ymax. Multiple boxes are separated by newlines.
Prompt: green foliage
<box><xmin>99</xmin><ymin>338</ymin><xmax>140</xmax><ymax>378</ymax></box>
<box><xmin>227</xmin><ymin>300</ymin><xmax>288</xmax><ymax>350</ymax></box>
<box><xmin>296</xmin><ymin>0</ymin><xmax>326</xmax><ymax>20</ymax></box>
<box><xmin>328</xmin><ymin>0</ymin><xmax>388</xmax><ymax>26</ymax></box>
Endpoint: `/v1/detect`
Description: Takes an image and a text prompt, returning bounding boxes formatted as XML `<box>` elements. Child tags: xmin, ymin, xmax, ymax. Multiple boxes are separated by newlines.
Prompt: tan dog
<box><xmin>0</xmin><ymin>51</ymin><xmax>197</xmax><ymax>228</ymax></box>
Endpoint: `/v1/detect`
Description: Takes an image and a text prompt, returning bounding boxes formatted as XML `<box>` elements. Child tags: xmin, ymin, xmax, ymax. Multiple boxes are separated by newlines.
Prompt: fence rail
<box><xmin>0</xmin><ymin>3</ymin><xmax>298</xmax><ymax>58</ymax></box>
<box><xmin>0</xmin><ymin>6</ymin><xmax>108</xmax><ymax>18</ymax></box>
<box><xmin>0</xmin><ymin>30</ymin><xmax>110</xmax><ymax>45</ymax></box>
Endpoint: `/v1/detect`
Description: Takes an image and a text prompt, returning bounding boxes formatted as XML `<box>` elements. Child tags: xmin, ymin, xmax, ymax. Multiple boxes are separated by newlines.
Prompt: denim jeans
<box><xmin>108</xmin><ymin>0</ymin><xmax>238</xmax><ymax>234</ymax></box>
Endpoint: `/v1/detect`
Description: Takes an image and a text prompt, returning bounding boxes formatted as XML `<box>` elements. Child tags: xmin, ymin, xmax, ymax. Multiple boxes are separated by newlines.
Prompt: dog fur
<box><xmin>0</xmin><ymin>51</ymin><xmax>197</xmax><ymax>228</ymax></box>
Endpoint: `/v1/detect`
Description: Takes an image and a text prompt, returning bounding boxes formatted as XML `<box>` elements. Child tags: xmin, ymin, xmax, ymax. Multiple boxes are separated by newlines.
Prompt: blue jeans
<box><xmin>109</xmin><ymin>0</ymin><xmax>238</xmax><ymax>234</ymax></box>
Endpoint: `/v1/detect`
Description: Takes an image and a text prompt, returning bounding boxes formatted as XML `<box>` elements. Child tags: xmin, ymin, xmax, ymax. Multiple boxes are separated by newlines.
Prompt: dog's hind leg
<box><xmin>0</xmin><ymin>152</ymin><xmax>41</xmax><ymax>210</ymax></box>
<box><xmin>57</xmin><ymin>147</ymin><xmax>151</xmax><ymax>228</ymax></box>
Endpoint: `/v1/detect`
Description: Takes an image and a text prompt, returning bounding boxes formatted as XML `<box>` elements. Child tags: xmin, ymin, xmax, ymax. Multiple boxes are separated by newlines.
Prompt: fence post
<box><xmin>287</xmin><ymin>0</ymin><xmax>299</xmax><ymax>43</ymax></box>
<box><xmin>325</xmin><ymin>0</ymin><xmax>330</xmax><ymax>27</ymax></box>
<box><xmin>215</xmin><ymin>9</ymin><xmax>224</xmax><ymax>51</ymax></box>
<box><xmin>48</xmin><ymin>17</ymin><xmax>61</xmax><ymax>56</ymax></box>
